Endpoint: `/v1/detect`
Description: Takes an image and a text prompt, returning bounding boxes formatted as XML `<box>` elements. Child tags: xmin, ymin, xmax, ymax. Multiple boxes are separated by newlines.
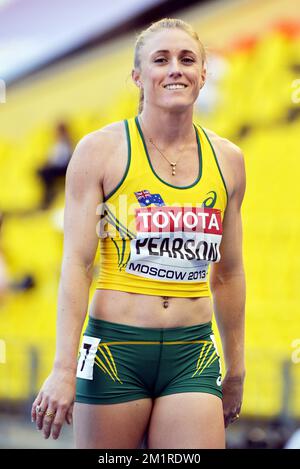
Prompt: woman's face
<box><xmin>133</xmin><ymin>28</ymin><xmax>206</xmax><ymax>112</ymax></box>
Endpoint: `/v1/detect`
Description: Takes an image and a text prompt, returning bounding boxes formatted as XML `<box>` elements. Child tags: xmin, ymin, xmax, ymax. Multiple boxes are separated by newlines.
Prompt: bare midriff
<box><xmin>89</xmin><ymin>289</ymin><xmax>213</xmax><ymax>328</ymax></box>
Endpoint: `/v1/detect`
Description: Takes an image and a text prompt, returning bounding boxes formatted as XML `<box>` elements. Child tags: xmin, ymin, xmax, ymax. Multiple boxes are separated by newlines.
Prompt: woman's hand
<box><xmin>222</xmin><ymin>372</ymin><xmax>245</xmax><ymax>427</ymax></box>
<box><xmin>31</xmin><ymin>366</ymin><xmax>76</xmax><ymax>440</ymax></box>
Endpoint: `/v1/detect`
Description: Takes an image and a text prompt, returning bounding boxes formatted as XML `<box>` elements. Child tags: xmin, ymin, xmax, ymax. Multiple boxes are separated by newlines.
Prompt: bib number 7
<box><xmin>76</xmin><ymin>336</ymin><xmax>101</xmax><ymax>380</ymax></box>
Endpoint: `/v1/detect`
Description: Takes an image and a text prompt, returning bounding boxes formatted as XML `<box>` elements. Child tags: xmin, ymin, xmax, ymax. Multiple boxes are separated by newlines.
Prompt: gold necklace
<box><xmin>140</xmin><ymin>117</ymin><xmax>187</xmax><ymax>176</ymax></box>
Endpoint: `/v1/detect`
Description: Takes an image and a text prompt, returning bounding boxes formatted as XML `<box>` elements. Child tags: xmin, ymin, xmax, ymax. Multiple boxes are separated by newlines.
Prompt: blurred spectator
<box><xmin>268</xmin><ymin>418</ymin><xmax>292</xmax><ymax>449</ymax></box>
<box><xmin>37</xmin><ymin>121</ymin><xmax>73</xmax><ymax>209</ymax></box>
<box><xmin>0</xmin><ymin>212</ymin><xmax>35</xmax><ymax>304</ymax></box>
<box><xmin>9</xmin><ymin>274</ymin><xmax>35</xmax><ymax>292</ymax></box>
<box><xmin>245</xmin><ymin>427</ymin><xmax>268</xmax><ymax>448</ymax></box>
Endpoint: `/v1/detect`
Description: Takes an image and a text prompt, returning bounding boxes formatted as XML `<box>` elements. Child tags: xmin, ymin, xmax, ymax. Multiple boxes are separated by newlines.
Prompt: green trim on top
<box><xmin>135</xmin><ymin>116</ymin><xmax>202</xmax><ymax>190</ymax></box>
<box><xmin>105</xmin><ymin>204</ymin><xmax>135</xmax><ymax>239</ymax></box>
<box><xmin>103</xmin><ymin>119</ymin><xmax>131</xmax><ymax>202</ymax></box>
<box><xmin>110</xmin><ymin>237</ymin><xmax>120</xmax><ymax>264</ymax></box>
<box><xmin>199</xmin><ymin>125</ymin><xmax>229</xmax><ymax>206</ymax></box>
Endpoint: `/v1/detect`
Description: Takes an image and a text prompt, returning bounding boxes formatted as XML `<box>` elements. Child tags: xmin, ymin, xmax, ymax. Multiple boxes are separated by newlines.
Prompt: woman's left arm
<box><xmin>209</xmin><ymin>145</ymin><xmax>246</xmax><ymax>427</ymax></box>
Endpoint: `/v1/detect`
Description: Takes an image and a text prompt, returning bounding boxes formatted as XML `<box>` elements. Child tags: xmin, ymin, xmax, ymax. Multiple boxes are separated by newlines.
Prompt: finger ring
<box><xmin>45</xmin><ymin>410</ymin><xmax>56</xmax><ymax>419</ymax></box>
<box><xmin>36</xmin><ymin>405</ymin><xmax>44</xmax><ymax>414</ymax></box>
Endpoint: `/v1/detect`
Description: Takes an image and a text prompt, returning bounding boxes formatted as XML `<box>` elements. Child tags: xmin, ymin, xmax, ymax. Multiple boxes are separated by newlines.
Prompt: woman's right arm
<box><xmin>31</xmin><ymin>131</ymin><xmax>105</xmax><ymax>440</ymax></box>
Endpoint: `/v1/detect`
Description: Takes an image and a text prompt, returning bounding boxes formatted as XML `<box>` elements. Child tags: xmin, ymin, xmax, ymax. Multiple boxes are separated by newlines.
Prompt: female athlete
<box><xmin>31</xmin><ymin>18</ymin><xmax>246</xmax><ymax>449</ymax></box>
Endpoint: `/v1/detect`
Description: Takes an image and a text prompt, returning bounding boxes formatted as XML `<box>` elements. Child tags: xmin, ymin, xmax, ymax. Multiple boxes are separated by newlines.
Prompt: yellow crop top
<box><xmin>96</xmin><ymin>116</ymin><xmax>228</xmax><ymax>297</ymax></box>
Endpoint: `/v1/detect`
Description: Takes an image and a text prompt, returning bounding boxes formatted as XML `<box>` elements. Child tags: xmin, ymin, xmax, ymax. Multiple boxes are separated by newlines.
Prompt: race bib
<box><xmin>76</xmin><ymin>335</ymin><xmax>101</xmax><ymax>380</ymax></box>
<box><xmin>126</xmin><ymin>206</ymin><xmax>222</xmax><ymax>282</ymax></box>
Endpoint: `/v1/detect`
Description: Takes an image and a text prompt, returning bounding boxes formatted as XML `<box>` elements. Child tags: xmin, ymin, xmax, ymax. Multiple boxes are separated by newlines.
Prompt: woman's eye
<box><xmin>153</xmin><ymin>57</ymin><xmax>195</xmax><ymax>64</ymax></box>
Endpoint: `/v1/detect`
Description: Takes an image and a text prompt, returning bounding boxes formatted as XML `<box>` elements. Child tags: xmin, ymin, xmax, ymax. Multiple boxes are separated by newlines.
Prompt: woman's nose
<box><xmin>168</xmin><ymin>59</ymin><xmax>182</xmax><ymax>77</ymax></box>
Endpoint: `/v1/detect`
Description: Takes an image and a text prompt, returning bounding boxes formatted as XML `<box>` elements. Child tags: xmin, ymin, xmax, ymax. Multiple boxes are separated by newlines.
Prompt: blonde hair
<box><xmin>134</xmin><ymin>18</ymin><xmax>207</xmax><ymax>113</ymax></box>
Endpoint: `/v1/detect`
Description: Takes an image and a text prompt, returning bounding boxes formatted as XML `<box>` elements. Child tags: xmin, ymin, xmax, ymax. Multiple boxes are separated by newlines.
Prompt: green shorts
<box><xmin>75</xmin><ymin>316</ymin><xmax>222</xmax><ymax>405</ymax></box>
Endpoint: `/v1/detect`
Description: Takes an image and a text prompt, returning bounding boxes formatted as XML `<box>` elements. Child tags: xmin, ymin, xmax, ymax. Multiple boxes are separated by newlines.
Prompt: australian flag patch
<box><xmin>134</xmin><ymin>189</ymin><xmax>165</xmax><ymax>207</ymax></box>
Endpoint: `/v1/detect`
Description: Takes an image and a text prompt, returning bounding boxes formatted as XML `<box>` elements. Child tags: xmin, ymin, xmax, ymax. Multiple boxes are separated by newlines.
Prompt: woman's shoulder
<box><xmin>201</xmin><ymin>127</ymin><xmax>243</xmax><ymax>159</ymax></box>
<box><xmin>67</xmin><ymin>120</ymin><xmax>126</xmax><ymax>181</ymax></box>
<box><xmin>72</xmin><ymin>120</ymin><xmax>127</xmax><ymax>171</ymax></box>
<box><xmin>78</xmin><ymin>120</ymin><xmax>125</xmax><ymax>151</ymax></box>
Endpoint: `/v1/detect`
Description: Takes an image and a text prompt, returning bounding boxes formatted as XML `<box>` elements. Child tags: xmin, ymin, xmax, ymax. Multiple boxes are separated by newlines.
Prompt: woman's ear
<box><xmin>200</xmin><ymin>63</ymin><xmax>207</xmax><ymax>88</ymax></box>
<box><xmin>132</xmin><ymin>69</ymin><xmax>141</xmax><ymax>88</ymax></box>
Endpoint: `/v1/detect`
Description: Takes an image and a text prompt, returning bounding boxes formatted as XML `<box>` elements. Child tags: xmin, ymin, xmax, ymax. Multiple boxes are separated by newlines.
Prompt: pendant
<box><xmin>171</xmin><ymin>162</ymin><xmax>176</xmax><ymax>176</ymax></box>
